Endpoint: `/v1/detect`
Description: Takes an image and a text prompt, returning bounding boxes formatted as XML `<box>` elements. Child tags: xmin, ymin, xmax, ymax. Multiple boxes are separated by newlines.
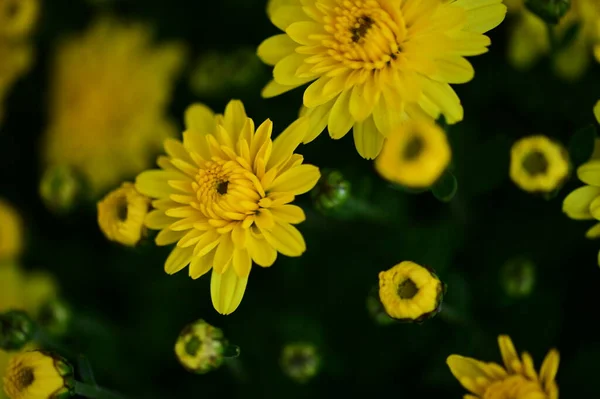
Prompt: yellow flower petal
<box><xmin>585</xmin><ymin>222</ymin><xmax>600</xmax><ymax>239</ymax></box>
<box><xmin>247</xmin><ymin>234</ymin><xmax>278</xmax><ymax>267</ymax></box>
<box><xmin>446</xmin><ymin>355</ymin><xmax>491</xmax><ymax>396</ymax></box>
<box><xmin>420</xmin><ymin>79</ymin><xmax>463</xmax><ymax>124</ymax></box>
<box><xmin>455</xmin><ymin>0</ymin><xmax>507</xmax><ymax>33</ymax></box>
<box><xmin>213</xmin><ymin>234</ymin><xmax>234</xmax><ymax>274</ymax></box>
<box><xmin>354</xmin><ymin>117</ymin><xmax>384</xmax><ymax>159</ymax></box>
<box><xmin>136</xmin><ymin>170</ymin><xmax>181</xmax><ymax>198</ymax></box>
<box><xmin>431</xmin><ymin>56</ymin><xmax>475</xmax><ymax>84</ymax></box>
<box><xmin>165</xmin><ymin>246</ymin><xmax>194</xmax><ymax>275</ymax></box>
<box><xmin>268</xmin><ymin>164</ymin><xmax>320</xmax><ymax>195</ymax></box>
<box><xmin>210</xmin><ymin>267</ymin><xmax>248</xmax><ymax>315</ymax></box>
<box><xmin>270</xmin><ymin>204</ymin><xmax>306</xmax><ymax>224</ymax></box>
<box><xmin>349</xmin><ymin>80</ymin><xmax>379</xmax><ymax>122</ymax></box>
<box><xmin>563</xmin><ymin>186</ymin><xmax>600</xmax><ymax>220</ymax></box>
<box><xmin>261</xmin><ymin>79</ymin><xmax>302</xmax><ymax>98</ymax></box>
<box><xmin>328</xmin><ymin>90</ymin><xmax>354</xmax><ymax>139</ymax></box>
<box><xmin>232</xmin><ymin>248</ymin><xmax>252</xmax><ymax>278</ymax></box>
<box><xmin>268</xmin><ymin>117</ymin><xmax>309</xmax><ymax>169</ymax></box>
<box><xmin>257</xmin><ymin>34</ymin><xmax>298</xmax><ymax>66</ymax></box>
<box><xmin>155</xmin><ymin>228</ymin><xmax>186</xmax><ymax>246</ymax></box>
<box><xmin>271</xmin><ymin>5</ymin><xmax>307</xmax><ymax>31</ymax></box>
<box><xmin>274</xmin><ymin>53</ymin><xmax>312</xmax><ymax>86</ymax></box>
<box><xmin>303</xmin><ymin>99</ymin><xmax>334</xmax><ymax>143</ymax></box>
<box><xmin>222</xmin><ymin>100</ymin><xmax>248</xmax><ymax>143</ymax></box>
<box><xmin>498</xmin><ymin>335</ymin><xmax>520</xmax><ymax>373</ymax></box>
<box><xmin>286</xmin><ymin>21</ymin><xmax>323</xmax><ymax>46</ymax></box>
<box><xmin>145</xmin><ymin>210</ymin><xmax>175</xmax><ymax>229</ymax></box>
<box><xmin>539</xmin><ymin>349</ymin><xmax>560</xmax><ymax>391</ymax></box>
<box><xmin>184</xmin><ymin>103</ymin><xmax>215</xmax><ymax>132</ymax></box>
<box><xmin>594</xmin><ymin>100</ymin><xmax>600</xmax><ymax>125</ymax></box>
<box><xmin>189</xmin><ymin>249</ymin><xmax>214</xmax><ymax>279</ymax></box>
<box><xmin>577</xmin><ymin>161</ymin><xmax>600</xmax><ymax>186</ymax></box>
<box><xmin>261</xmin><ymin>222</ymin><xmax>306</xmax><ymax>257</ymax></box>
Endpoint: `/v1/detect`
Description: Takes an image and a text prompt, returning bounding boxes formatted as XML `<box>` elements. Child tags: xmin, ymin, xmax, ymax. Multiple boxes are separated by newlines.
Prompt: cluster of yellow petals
<box><xmin>3</xmin><ymin>351</ymin><xmax>66</xmax><ymax>399</ymax></box>
<box><xmin>42</xmin><ymin>18</ymin><xmax>187</xmax><ymax>195</ymax></box>
<box><xmin>506</xmin><ymin>0</ymin><xmax>600</xmax><ymax>80</ymax></box>
<box><xmin>136</xmin><ymin>100</ymin><xmax>320</xmax><ymax>315</ymax></box>
<box><xmin>447</xmin><ymin>335</ymin><xmax>559</xmax><ymax>399</ymax></box>
<box><xmin>0</xmin><ymin>0</ymin><xmax>38</xmax><ymax>124</ymax></box>
<box><xmin>258</xmin><ymin>0</ymin><xmax>506</xmax><ymax>159</ymax></box>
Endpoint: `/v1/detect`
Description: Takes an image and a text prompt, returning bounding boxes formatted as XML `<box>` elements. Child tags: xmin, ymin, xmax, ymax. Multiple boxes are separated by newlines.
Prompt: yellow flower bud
<box><xmin>174</xmin><ymin>319</ymin><xmax>226</xmax><ymax>374</ymax></box>
<box><xmin>280</xmin><ymin>343</ymin><xmax>320</xmax><ymax>383</ymax></box>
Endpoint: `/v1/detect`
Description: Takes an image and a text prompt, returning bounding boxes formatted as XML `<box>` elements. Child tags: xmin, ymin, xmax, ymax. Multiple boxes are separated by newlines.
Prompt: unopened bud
<box><xmin>524</xmin><ymin>0</ymin><xmax>570</xmax><ymax>24</ymax></box>
<box><xmin>0</xmin><ymin>310</ymin><xmax>35</xmax><ymax>350</ymax></box>
<box><xmin>281</xmin><ymin>343</ymin><xmax>321</xmax><ymax>383</ymax></box>
<box><xmin>500</xmin><ymin>257</ymin><xmax>536</xmax><ymax>298</ymax></box>
<box><xmin>39</xmin><ymin>165</ymin><xmax>83</xmax><ymax>214</ymax></box>
<box><xmin>174</xmin><ymin>319</ymin><xmax>227</xmax><ymax>374</ymax></box>
<box><xmin>311</xmin><ymin>169</ymin><xmax>351</xmax><ymax>213</ymax></box>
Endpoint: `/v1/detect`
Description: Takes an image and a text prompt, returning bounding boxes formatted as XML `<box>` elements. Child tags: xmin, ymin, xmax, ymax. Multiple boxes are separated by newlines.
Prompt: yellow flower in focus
<box><xmin>97</xmin><ymin>182</ymin><xmax>150</xmax><ymax>247</ymax></box>
<box><xmin>378</xmin><ymin>261</ymin><xmax>445</xmax><ymax>323</ymax></box>
<box><xmin>0</xmin><ymin>266</ymin><xmax>58</xmax><ymax>399</ymax></box>
<box><xmin>375</xmin><ymin>119</ymin><xmax>451</xmax><ymax>188</ymax></box>
<box><xmin>506</xmin><ymin>0</ymin><xmax>600</xmax><ymax>80</ymax></box>
<box><xmin>0</xmin><ymin>0</ymin><xmax>38</xmax><ymax>125</ymax></box>
<box><xmin>0</xmin><ymin>200</ymin><xmax>23</xmax><ymax>262</ymax></box>
<box><xmin>174</xmin><ymin>319</ymin><xmax>226</xmax><ymax>374</ymax></box>
<box><xmin>135</xmin><ymin>100</ymin><xmax>320</xmax><ymax>315</ymax></box>
<box><xmin>447</xmin><ymin>335</ymin><xmax>559</xmax><ymax>399</ymax></box>
<box><xmin>257</xmin><ymin>0</ymin><xmax>506</xmax><ymax>159</ymax></box>
<box><xmin>3</xmin><ymin>350</ymin><xmax>73</xmax><ymax>399</ymax></box>
<box><xmin>510</xmin><ymin>135</ymin><xmax>569</xmax><ymax>193</ymax></box>
<box><xmin>42</xmin><ymin>18</ymin><xmax>186</xmax><ymax>195</ymax></box>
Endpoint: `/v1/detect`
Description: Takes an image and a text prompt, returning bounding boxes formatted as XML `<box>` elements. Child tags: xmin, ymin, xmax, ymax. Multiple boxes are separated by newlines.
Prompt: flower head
<box><xmin>135</xmin><ymin>100</ymin><xmax>320</xmax><ymax>315</ymax></box>
<box><xmin>3</xmin><ymin>350</ymin><xmax>73</xmax><ymax>399</ymax></box>
<box><xmin>510</xmin><ymin>135</ymin><xmax>570</xmax><ymax>193</ymax></box>
<box><xmin>258</xmin><ymin>0</ymin><xmax>506</xmax><ymax>159</ymax></box>
<box><xmin>39</xmin><ymin>165</ymin><xmax>82</xmax><ymax>215</ymax></box>
<box><xmin>42</xmin><ymin>18</ymin><xmax>186</xmax><ymax>194</ymax></box>
<box><xmin>280</xmin><ymin>343</ymin><xmax>320</xmax><ymax>383</ymax></box>
<box><xmin>97</xmin><ymin>182</ymin><xmax>150</xmax><ymax>247</ymax></box>
<box><xmin>375</xmin><ymin>118</ymin><xmax>450</xmax><ymax>188</ymax></box>
<box><xmin>0</xmin><ymin>200</ymin><xmax>23</xmax><ymax>262</ymax></box>
<box><xmin>378</xmin><ymin>261</ymin><xmax>445</xmax><ymax>322</ymax></box>
<box><xmin>447</xmin><ymin>335</ymin><xmax>559</xmax><ymax>399</ymax></box>
<box><xmin>0</xmin><ymin>0</ymin><xmax>38</xmax><ymax>38</ymax></box>
<box><xmin>174</xmin><ymin>319</ymin><xmax>226</xmax><ymax>374</ymax></box>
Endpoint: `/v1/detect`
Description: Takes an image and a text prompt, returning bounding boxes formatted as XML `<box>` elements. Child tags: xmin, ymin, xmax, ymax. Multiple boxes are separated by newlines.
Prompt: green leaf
<box><xmin>568</xmin><ymin>124</ymin><xmax>597</xmax><ymax>167</ymax></box>
<box><xmin>431</xmin><ymin>170</ymin><xmax>458</xmax><ymax>202</ymax></box>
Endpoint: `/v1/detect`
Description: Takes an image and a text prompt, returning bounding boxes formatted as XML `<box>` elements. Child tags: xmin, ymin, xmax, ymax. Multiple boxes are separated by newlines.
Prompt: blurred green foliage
<box><xmin>1</xmin><ymin>0</ymin><xmax>600</xmax><ymax>398</ymax></box>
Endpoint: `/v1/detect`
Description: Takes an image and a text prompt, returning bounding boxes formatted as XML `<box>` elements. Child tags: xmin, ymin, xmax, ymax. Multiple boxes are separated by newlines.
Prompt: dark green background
<box><xmin>1</xmin><ymin>0</ymin><xmax>600</xmax><ymax>397</ymax></box>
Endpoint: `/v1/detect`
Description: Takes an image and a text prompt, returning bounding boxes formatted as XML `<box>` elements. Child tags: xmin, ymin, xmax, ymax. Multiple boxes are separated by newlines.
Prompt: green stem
<box><xmin>74</xmin><ymin>382</ymin><xmax>128</xmax><ymax>399</ymax></box>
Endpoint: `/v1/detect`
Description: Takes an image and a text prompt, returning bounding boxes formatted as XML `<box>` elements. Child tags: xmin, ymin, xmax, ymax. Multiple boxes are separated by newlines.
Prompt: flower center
<box><xmin>397</xmin><ymin>278</ymin><xmax>418</xmax><ymax>299</ymax></box>
<box><xmin>483</xmin><ymin>375</ymin><xmax>546</xmax><ymax>399</ymax></box>
<box><xmin>321</xmin><ymin>0</ymin><xmax>403</xmax><ymax>69</ymax></box>
<box><xmin>185</xmin><ymin>336</ymin><xmax>201</xmax><ymax>357</ymax></box>
<box><xmin>522</xmin><ymin>150</ymin><xmax>548</xmax><ymax>176</ymax></box>
<box><xmin>116</xmin><ymin>198</ymin><xmax>128</xmax><ymax>221</ymax></box>
<box><xmin>15</xmin><ymin>366</ymin><xmax>35</xmax><ymax>391</ymax></box>
<box><xmin>402</xmin><ymin>135</ymin><xmax>424</xmax><ymax>161</ymax></box>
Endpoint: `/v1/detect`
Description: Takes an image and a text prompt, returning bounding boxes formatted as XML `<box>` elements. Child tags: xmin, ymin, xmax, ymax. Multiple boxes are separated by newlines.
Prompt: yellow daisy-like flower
<box><xmin>97</xmin><ymin>182</ymin><xmax>150</xmax><ymax>247</ymax></box>
<box><xmin>0</xmin><ymin>200</ymin><xmax>23</xmax><ymax>262</ymax></box>
<box><xmin>447</xmin><ymin>335</ymin><xmax>560</xmax><ymax>399</ymax></box>
<box><xmin>135</xmin><ymin>100</ymin><xmax>321</xmax><ymax>315</ymax></box>
<box><xmin>509</xmin><ymin>135</ymin><xmax>570</xmax><ymax>193</ymax></box>
<box><xmin>3</xmin><ymin>350</ymin><xmax>73</xmax><ymax>399</ymax></box>
<box><xmin>378</xmin><ymin>261</ymin><xmax>445</xmax><ymax>322</ymax></box>
<box><xmin>174</xmin><ymin>319</ymin><xmax>226</xmax><ymax>374</ymax></box>
<box><xmin>257</xmin><ymin>0</ymin><xmax>507</xmax><ymax>159</ymax></box>
<box><xmin>0</xmin><ymin>266</ymin><xmax>58</xmax><ymax>399</ymax></box>
<box><xmin>506</xmin><ymin>0</ymin><xmax>600</xmax><ymax>80</ymax></box>
<box><xmin>374</xmin><ymin>118</ymin><xmax>450</xmax><ymax>188</ymax></box>
<box><xmin>42</xmin><ymin>17</ymin><xmax>186</xmax><ymax>195</ymax></box>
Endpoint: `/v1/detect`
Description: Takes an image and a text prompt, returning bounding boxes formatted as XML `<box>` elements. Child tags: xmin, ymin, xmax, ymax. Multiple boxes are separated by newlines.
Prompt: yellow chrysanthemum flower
<box><xmin>0</xmin><ymin>266</ymin><xmax>57</xmax><ymax>399</ymax></box>
<box><xmin>3</xmin><ymin>350</ymin><xmax>73</xmax><ymax>399</ymax></box>
<box><xmin>174</xmin><ymin>319</ymin><xmax>226</xmax><ymax>374</ymax></box>
<box><xmin>135</xmin><ymin>100</ymin><xmax>321</xmax><ymax>315</ymax></box>
<box><xmin>257</xmin><ymin>0</ymin><xmax>507</xmax><ymax>159</ymax></box>
<box><xmin>42</xmin><ymin>18</ymin><xmax>186</xmax><ymax>195</ymax></box>
<box><xmin>510</xmin><ymin>135</ymin><xmax>570</xmax><ymax>193</ymax></box>
<box><xmin>97</xmin><ymin>182</ymin><xmax>150</xmax><ymax>247</ymax></box>
<box><xmin>0</xmin><ymin>0</ymin><xmax>38</xmax><ymax>125</ymax></box>
<box><xmin>447</xmin><ymin>335</ymin><xmax>560</xmax><ymax>399</ymax></box>
<box><xmin>375</xmin><ymin>118</ymin><xmax>450</xmax><ymax>188</ymax></box>
<box><xmin>0</xmin><ymin>200</ymin><xmax>23</xmax><ymax>262</ymax></box>
<box><xmin>378</xmin><ymin>261</ymin><xmax>445</xmax><ymax>322</ymax></box>
<box><xmin>506</xmin><ymin>0</ymin><xmax>600</xmax><ymax>80</ymax></box>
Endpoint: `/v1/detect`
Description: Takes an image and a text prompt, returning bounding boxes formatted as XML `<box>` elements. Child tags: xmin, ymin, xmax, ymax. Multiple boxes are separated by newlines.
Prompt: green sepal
<box><xmin>431</xmin><ymin>170</ymin><xmax>458</xmax><ymax>202</ymax></box>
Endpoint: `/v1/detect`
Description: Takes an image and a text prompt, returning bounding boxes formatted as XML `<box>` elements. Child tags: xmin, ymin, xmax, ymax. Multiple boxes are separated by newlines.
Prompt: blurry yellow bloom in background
<box><xmin>506</xmin><ymin>0</ymin><xmax>600</xmax><ymax>80</ymax></box>
<box><xmin>258</xmin><ymin>0</ymin><xmax>506</xmax><ymax>159</ymax></box>
<box><xmin>42</xmin><ymin>18</ymin><xmax>187</xmax><ymax>196</ymax></box>
<box><xmin>0</xmin><ymin>200</ymin><xmax>23</xmax><ymax>263</ymax></box>
<box><xmin>97</xmin><ymin>182</ymin><xmax>150</xmax><ymax>247</ymax></box>
<box><xmin>3</xmin><ymin>350</ymin><xmax>73</xmax><ymax>399</ymax></box>
<box><xmin>447</xmin><ymin>335</ymin><xmax>559</xmax><ymax>399</ymax></box>
<box><xmin>0</xmin><ymin>0</ymin><xmax>38</xmax><ymax>125</ymax></box>
<box><xmin>0</xmin><ymin>266</ymin><xmax>58</xmax><ymax>399</ymax></box>
<box><xmin>510</xmin><ymin>135</ymin><xmax>570</xmax><ymax>193</ymax></box>
<box><xmin>562</xmin><ymin>101</ymin><xmax>600</xmax><ymax>265</ymax></box>
<box><xmin>174</xmin><ymin>319</ymin><xmax>225</xmax><ymax>374</ymax></box>
<box><xmin>375</xmin><ymin>119</ymin><xmax>451</xmax><ymax>188</ymax></box>
<box><xmin>378</xmin><ymin>261</ymin><xmax>445</xmax><ymax>323</ymax></box>
<box><xmin>136</xmin><ymin>100</ymin><xmax>320</xmax><ymax>315</ymax></box>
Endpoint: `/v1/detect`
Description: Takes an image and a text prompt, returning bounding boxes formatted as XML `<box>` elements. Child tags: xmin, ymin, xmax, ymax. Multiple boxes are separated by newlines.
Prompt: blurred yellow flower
<box><xmin>506</xmin><ymin>0</ymin><xmax>600</xmax><ymax>80</ymax></box>
<box><xmin>174</xmin><ymin>319</ymin><xmax>225</xmax><ymax>374</ymax></box>
<box><xmin>510</xmin><ymin>135</ymin><xmax>569</xmax><ymax>193</ymax></box>
<box><xmin>136</xmin><ymin>100</ymin><xmax>320</xmax><ymax>315</ymax></box>
<box><xmin>0</xmin><ymin>200</ymin><xmax>23</xmax><ymax>262</ymax></box>
<box><xmin>447</xmin><ymin>335</ymin><xmax>559</xmax><ymax>399</ymax></box>
<box><xmin>0</xmin><ymin>266</ymin><xmax>58</xmax><ymax>399</ymax></box>
<box><xmin>42</xmin><ymin>18</ymin><xmax>186</xmax><ymax>195</ymax></box>
<box><xmin>378</xmin><ymin>261</ymin><xmax>445</xmax><ymax>323</ymax></box>
<box><xmin>3</xmin><ymin>350</ymin><xmax>73</xmax><ymax>399</ymax></box>
<box><xmin>280</xmin><ymin>343</ymin><xmax>320</xmax><ymax>383</ymax></box>
<box><xmin>375</xmin><ymin>119</ymin><xmax>451</xmax><ymax>188</ymax></box>
<box><xmin>97</xmin><ymin>182</ymin><xmax>150</xmax><ymax>247</ymax></box>
<box><xmin>0</xmin><ymin>0</ymin><xmax>38</xmax><ymax>124</ymax></box>
<box><xmin>257</xmin><ymin>0</ymin><xmax>506</xmax><ymax>159</ymax></box>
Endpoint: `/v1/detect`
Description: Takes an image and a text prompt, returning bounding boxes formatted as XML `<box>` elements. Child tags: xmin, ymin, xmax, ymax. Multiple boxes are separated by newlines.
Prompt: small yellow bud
<box><xmin>280</xmin><ymin>343</ymin><xmax>321</xmax><ymax>383</ymax></box>
<box><xmin>174</xmin><ymin>319</ymin><xmax>226</xmax><ymax>374</ymax></box>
